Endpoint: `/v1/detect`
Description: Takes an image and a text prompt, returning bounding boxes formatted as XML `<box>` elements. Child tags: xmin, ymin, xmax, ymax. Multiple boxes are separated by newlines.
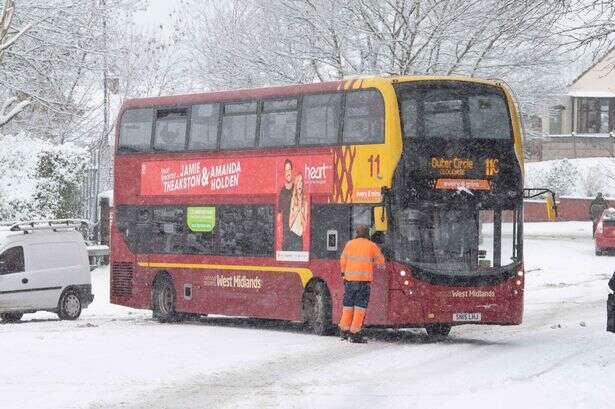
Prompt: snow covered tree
<box><xmin>0</xmin><ymin>0</ymin><xmax>32</xmax><ymax>127</ymax></box>
<box><xmin>580</xmin><ymin>165</ymin><xmax>606</xmax><ymax>197</ymax></box>
<box><xmin>33</xmin><ymin>146</ymin><xmax>89</xmax><ymax>219</ymax></box>
<box><xmin>0</xmin><ymin>0</ymin><xmax>145</xmax><ymax>144</ymax></box>
<box><xmin>178</xmin><ymin>0</ymin><xmax>572</xmax><ymax>108</ymax></box>
<box><xmin>544</xmin><ymin>159</ymin><xmax>579</xmax><ymax>197</ymax></box>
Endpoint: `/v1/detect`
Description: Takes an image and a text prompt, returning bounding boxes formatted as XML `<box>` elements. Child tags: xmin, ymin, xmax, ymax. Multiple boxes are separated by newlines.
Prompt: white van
<box><xmin>0</xmin><ymin>220</ymin><xmax>93</xmax><ymax>323</ymax></box>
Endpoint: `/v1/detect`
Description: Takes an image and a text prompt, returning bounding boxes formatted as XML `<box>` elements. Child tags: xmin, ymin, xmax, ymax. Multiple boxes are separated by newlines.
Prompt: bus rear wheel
<box><xmin>425</xmin><ymin>324</ymin><xmax>451</xmax><ymax>337</ymax></box>
<box><xmin>303</xmin><ymin>281</ymin><xmax>334</xmax><ymax>336</ymax></box>
<box><xmin>153</xmin><ymin>276</ymin><xmax>182</xmax><ymax>323</ymax></box>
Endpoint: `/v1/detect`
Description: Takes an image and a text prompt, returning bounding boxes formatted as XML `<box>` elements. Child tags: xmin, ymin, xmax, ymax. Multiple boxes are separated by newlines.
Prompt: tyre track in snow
<box><xmin>100</xmin><ymin>340</ymin><xmax>394</xmax><ymax>409</ymax></box>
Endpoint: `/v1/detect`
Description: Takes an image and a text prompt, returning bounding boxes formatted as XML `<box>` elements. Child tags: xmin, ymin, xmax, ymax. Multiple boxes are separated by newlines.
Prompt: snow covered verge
<box><xmin>525</xmin><ymin>157</ymin><xmax>615</xmax><ymax>198</ymax></box>
<box><xmin>0</xmin><ymin>221</ymin><xmax>613</xmax><ymax>409</ymax></box>
<box><xmin>0</xmin><ymin>133</ymin><xmax>88</xmax><ymax>220</ymax></box>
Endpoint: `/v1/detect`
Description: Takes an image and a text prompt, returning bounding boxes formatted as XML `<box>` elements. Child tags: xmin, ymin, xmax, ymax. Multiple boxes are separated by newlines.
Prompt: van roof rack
<box><xmin>7</xmin><ymin>219</ymin><xmax>90</xmax><ymax>232</ymax></box>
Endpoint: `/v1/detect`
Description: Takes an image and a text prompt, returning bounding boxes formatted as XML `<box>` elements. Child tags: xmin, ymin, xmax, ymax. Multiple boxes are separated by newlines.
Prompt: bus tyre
<box><xmin>58</xmin><ymin>289</ymin><xmax>82</xmax><ymax>320</ymax></box>
<box><xmin>0</xmin><ymin>312</ymin><xmax>23</xmax><ymax>323</ymax></box>
<box><xmin>303</xmin><ymin>281</ymin><xmax>334</xmax><ymax>336</ymax></box>
<box><xmin>425</xmin><ymin>324</ymin><xmax>451</xmax><ymax>337</ymax></box>
<box><xmin>153</xmin><ymin>276</ymin><xmax>182</xmax><ymax>323</ymax></box>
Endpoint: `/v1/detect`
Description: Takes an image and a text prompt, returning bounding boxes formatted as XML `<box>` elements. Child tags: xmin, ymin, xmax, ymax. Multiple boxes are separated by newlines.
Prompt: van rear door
<box><xmin>25</xmin><ymin>241</ymin><xmax>85</xmax><ymax>309</ymax></box>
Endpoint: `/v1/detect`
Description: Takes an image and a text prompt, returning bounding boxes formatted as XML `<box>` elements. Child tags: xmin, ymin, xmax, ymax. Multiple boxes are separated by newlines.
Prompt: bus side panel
<box><xmin>110</xmin><ymin>223</ymin><xmax>151</xmax><ymax>309</ymax></box>
<box><xmin>310</xmin><ymin>259</ymin><xmax>388</xmax><ymax>326</ymax></box>
<box><xmin>144</xmin><ymin>255</ymin><xmax>304</xmax><ymax>321</ymax></box>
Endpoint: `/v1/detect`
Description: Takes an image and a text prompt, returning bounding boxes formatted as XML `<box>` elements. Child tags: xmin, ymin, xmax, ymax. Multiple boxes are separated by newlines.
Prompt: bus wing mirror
<box><xmin>373</xmin><ymin>206</ymin><xmax>388</xmax><ymax>231</ymax></box>
<box><xmin>523</xmin><ymin>188</ymin><xmax>557</xmax><ymax>221</ymax></box>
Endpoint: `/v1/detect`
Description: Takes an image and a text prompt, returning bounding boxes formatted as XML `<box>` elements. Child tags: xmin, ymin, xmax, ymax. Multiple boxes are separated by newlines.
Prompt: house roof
<box><xmin>568</xmin><ymin>46</ymin><xmax>615</xmax><ymax>88</ymax></box>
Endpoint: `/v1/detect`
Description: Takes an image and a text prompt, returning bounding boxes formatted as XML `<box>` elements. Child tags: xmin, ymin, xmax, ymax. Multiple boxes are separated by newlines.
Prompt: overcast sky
<box><xmin>133</xmin><ymin>0</ymin><xmax>181</xmax><ymax>34</ymax></box>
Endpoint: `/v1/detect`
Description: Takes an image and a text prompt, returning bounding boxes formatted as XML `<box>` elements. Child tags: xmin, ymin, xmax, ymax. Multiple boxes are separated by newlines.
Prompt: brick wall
<box><xmin>524</xmin><ymin>197</ymin><xmax>612</xmax><ymax>222</ymax></box>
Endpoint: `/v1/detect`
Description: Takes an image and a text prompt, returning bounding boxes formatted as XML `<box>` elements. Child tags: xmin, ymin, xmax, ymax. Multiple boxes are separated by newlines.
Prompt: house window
<box><xmin>548</xmin><ymin>106</ymin><xmax>564</xmax><ymax>135</ymax></box>
<box><xmin>577</xmin><ymin>98</ymin><xmax>602</xmax><ymax>133</ymax></box>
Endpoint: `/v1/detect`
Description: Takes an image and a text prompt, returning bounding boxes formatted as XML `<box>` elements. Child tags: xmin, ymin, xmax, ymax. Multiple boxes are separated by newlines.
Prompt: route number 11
<box><xmin>368</xmin><ymin>154</ymin><xmax>381</xmax><ymax>178</ymax></box>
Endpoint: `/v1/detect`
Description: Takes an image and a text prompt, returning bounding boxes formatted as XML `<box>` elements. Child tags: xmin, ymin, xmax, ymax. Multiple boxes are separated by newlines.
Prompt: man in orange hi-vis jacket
<box><xmin>339</xmin><ymin>224</ymin><xmax>385</xmax><ymax>343</ymax></box>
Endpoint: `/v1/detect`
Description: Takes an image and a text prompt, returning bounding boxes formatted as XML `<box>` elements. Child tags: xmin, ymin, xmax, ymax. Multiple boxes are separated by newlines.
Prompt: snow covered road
<box><xmin>1</xmin><ymin>222</ymin><xmax>613</xmax><ymax>409</ymax></box>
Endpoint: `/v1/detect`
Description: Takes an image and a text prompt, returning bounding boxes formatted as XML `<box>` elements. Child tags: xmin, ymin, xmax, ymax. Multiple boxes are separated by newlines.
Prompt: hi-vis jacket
<box><xmin>340</xmin><ymin>237</ymin><xmax>385</xmax><ymax>282</ymax></box>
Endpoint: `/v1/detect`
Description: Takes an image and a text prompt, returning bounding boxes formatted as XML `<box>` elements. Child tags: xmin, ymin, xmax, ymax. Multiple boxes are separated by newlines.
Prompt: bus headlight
<box><xmin>515</xmin><ymin>280</ymin><xmax>522</xmax><ymax>286</ymax></box>
<box><xmin>403</xmin><ymin>280</ymin><xmax>409</xmax><ymax>286</ymax></box>
<box><xmin>400</xmin><ymin>270</ymin><xmax>406</xmax><ymax>276</ymax></box>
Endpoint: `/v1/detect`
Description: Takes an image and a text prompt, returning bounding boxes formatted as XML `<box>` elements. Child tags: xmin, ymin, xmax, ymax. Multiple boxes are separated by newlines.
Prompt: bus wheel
<box><xmin>425</xmin><ymin>324</ymin><xmax>451</xmax><ymax>337</ymax></box>
<box><xmin>0</xmin><ymin>312</ymin><xmax>23</xmax><ymax>323</ymax></box>
<box><xmin>153</xmin><ymin>276</ymin><xmax>182</xmax><ymax>323</ymax></box>
<box><xmin>303</xmin><ymin>281</ymin><xmax>334</xmax><ymax>336</ymax></box>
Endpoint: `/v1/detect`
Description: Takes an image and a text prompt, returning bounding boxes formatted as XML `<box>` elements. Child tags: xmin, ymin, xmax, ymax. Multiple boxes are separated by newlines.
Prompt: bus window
<box><xmin>468</xmin><ymin>95</ymin><xmax>511</xmax><ymax>140</ymax></box>
<box><xmin>150</xmin><ymin>207</ymin><xmax>187</xmax><ymax>253</ymax></box>
<box><xmin>423</xmin><ymin>92</ymin><xmax>464</xmax><ymax>139</ymax></box>
<box><xmin>399</xmin><ymin>99</ymin><xmax>418</xmax><ymax>139</ymax></box>
<box><xmin>153</xmin><ymin>109</ymin><xmax>188</xmax><ymax>152</ymax></box>
<box><xmin>299</xmin><ymin>93</ymin><xmax>342</xmax><ymax>145</ymax></box>
<box><xmin>221</xmin><ymin>101</ymin><xmax>257</xmax><ymax>149</ymax></box>
<box><xmin>218</xmin><ymin>205</ymin><xmax>274</xmax><ymax>256</ymax></box>
<box><xmin>352</xmin><ymin>205</ymin><xmax>372</xmax><ymax>237</ymax></box>
<box><xmin>118</xmin><ymin>108</ymin><xmax>153</xmax><ymax>153</ymax></box>
<box><xmin>343</xmin><ymin>90</ymin><xmax>384</xmax><ymax>144</ymax></box>
<box><xmin>395</xmin><ymin>82</ymin><xmax>513</xmax><ymax>141</ymax></box>
<box><xmin>259</xmin><ymin>98</ymin><xmax>298</xmax><ymax>147</ymax></box>
<box><xmin>189</xmin><ymin>103</ymin><xmax>219</xmax><ymax>150</ymax></box>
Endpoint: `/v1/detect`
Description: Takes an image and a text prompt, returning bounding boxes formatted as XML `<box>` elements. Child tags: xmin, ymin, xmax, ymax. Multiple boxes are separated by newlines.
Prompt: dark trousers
<box><xmin>343</xmin><ymin>281</ymin><xmax>371</xmax><ymax>309</ymax></box>
<box><xmin>608</xmin><ymin>293</ymin><xmax>615</xmax><ymax>333</ymax></box>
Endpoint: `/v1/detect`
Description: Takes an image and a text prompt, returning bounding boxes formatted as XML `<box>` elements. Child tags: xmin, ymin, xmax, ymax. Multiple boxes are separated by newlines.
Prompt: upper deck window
<box><xmin>153</xmin><ymin>108</ymin><xmax>189</xmax><ymax>152</ymax></box>
<box><xmin>396</xmin><ymin>82</ymin><xmax>512</xmax><ymax>141</ymax></box>
<box><xmin>343</xmin><ymin>90</ymin><xmax>384</xmax><ymax>144</ymax></box>
<box><xmin>118</xmin><ymin>108</ymin><xmax>153</xmax><ymax>153</ymax></box>
<box><xmin>259</xmin><ymin>98</ymin><xmax>298</xmax><ymax>147</ymax></box>
<box><xmin>221</xmin><ymin>101</ymin><xmax>257</xmax><ymax>149</ymax></box>
<box><xmin>300</xmin><ymin>93</ymin><xmax>342</xmax><ymax>145</ymax></box>
<box><xmin>189</xmin><ymin>103</ymin><xmax>219</xmax><ymax>150</ymax></box>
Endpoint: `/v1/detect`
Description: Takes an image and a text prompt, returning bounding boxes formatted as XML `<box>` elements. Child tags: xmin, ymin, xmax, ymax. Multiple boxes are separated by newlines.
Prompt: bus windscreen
<box><xmin>394</xmin><ymin>204</ymin><xmax>521</xmax><ymax>275</ymax></box>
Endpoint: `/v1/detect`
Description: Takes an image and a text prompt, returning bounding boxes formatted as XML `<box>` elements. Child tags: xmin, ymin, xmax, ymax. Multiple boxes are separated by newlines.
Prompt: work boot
<box><xmin>340</xmin><ymin>330</ymin><xmax>349</xmax><ymax>341</ymax></box>
<box><xmin>349</xmin><ymin>333</ymin><xmax>367</xmax><ymax>343</ymax></box>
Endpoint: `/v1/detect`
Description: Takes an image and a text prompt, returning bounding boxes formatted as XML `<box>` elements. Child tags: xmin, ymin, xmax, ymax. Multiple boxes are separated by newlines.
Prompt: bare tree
<box><xmin>556</xmin><ymin>0</ymin><xmax>615</xmax><ymax>53</ymax></box>
<box><xmin>0</xmin><ymin>0</ymin><xmax>145</xmax><ymax>144</ymax></box>
<box><xmin>178</xmin><ymin>0</ymin><xmax>574</xmax><ymax>111</ymax></box>
<box><xmin>0</xmin><ymin>0</ymin><xmax>31</xmax><ymax>126</ymax></box>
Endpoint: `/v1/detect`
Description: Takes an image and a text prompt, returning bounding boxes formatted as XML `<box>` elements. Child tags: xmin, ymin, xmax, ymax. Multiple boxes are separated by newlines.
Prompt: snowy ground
<box><xmin>1</xmin><ymin>221</ymin><xmax>614</xmax><ymax>409</ymax></box>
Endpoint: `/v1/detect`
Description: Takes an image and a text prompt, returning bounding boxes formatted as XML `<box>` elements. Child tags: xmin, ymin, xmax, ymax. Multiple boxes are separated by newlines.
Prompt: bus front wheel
<box><xmin>425</xmin><ymin>324</ymin><xmax>451</xmax><ymax>337</ymax></box>
<box><xmin>302</xmin><ymin>281</ymin><xmax>334</xmax><ymax>336</ymax></box>
<box><xmin>153</xmin><ymin>275</ymin><xmax>182</xmax><ymax>323</ymax></box>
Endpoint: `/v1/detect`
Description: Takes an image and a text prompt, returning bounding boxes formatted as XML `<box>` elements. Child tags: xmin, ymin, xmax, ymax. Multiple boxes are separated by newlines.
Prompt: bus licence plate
<box><xmin>453</xmin><ymin>313</ymin><xmax>482</xmax><ymax>322</ymax></box>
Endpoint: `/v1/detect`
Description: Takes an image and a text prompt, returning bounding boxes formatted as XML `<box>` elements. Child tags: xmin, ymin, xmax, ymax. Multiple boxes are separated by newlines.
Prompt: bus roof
<box><xmin>121</xmin><ymin>75</ymin><xmax>505</xmax><ymax>110</ymax></box>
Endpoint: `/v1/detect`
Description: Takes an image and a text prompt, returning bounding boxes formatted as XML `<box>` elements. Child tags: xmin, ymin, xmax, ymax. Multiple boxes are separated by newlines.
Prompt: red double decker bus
<box><xmin>111</xmin><ymin>76</ymin><xmax>528</xmax><ymax>337</ymax></box>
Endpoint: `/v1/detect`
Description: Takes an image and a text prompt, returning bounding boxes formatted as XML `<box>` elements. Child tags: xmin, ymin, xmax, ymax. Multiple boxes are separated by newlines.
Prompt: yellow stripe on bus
<box><xmin>137</xmin><ymin>262</ymin><xmax>314</xmax><ymax>288</ymax></box>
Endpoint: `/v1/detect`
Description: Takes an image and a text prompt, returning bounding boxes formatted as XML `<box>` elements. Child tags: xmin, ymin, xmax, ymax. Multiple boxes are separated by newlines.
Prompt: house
<box><xmin>530</xmin><ymin>47</ymin><xmax>615</xmax><ymax>161</ymax></box>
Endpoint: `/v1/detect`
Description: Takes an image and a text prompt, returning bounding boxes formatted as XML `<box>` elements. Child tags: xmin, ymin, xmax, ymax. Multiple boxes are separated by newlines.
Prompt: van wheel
<box><xmin>302</xmin><ymin>281</ymin><xmax>334</xmax><ymax>336</ymax></box>
<box><xmin>0</xmin><ymin>312</ymin><xmax>23</xmax><ymax>323</ymax></box>
<box><xmin>153</xmin><ymin>276</ymin><xmax>182</xmax><ymax>323</ymax></box>
<box><xmin>58</xmin><ymin>290</ymin><xmax>82</xmax><ymax>320</ymax></box>
<box><xmin>425</xmin><ymin>324</ymin><xmax>451</xmax><ymax>337</ymax></box>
